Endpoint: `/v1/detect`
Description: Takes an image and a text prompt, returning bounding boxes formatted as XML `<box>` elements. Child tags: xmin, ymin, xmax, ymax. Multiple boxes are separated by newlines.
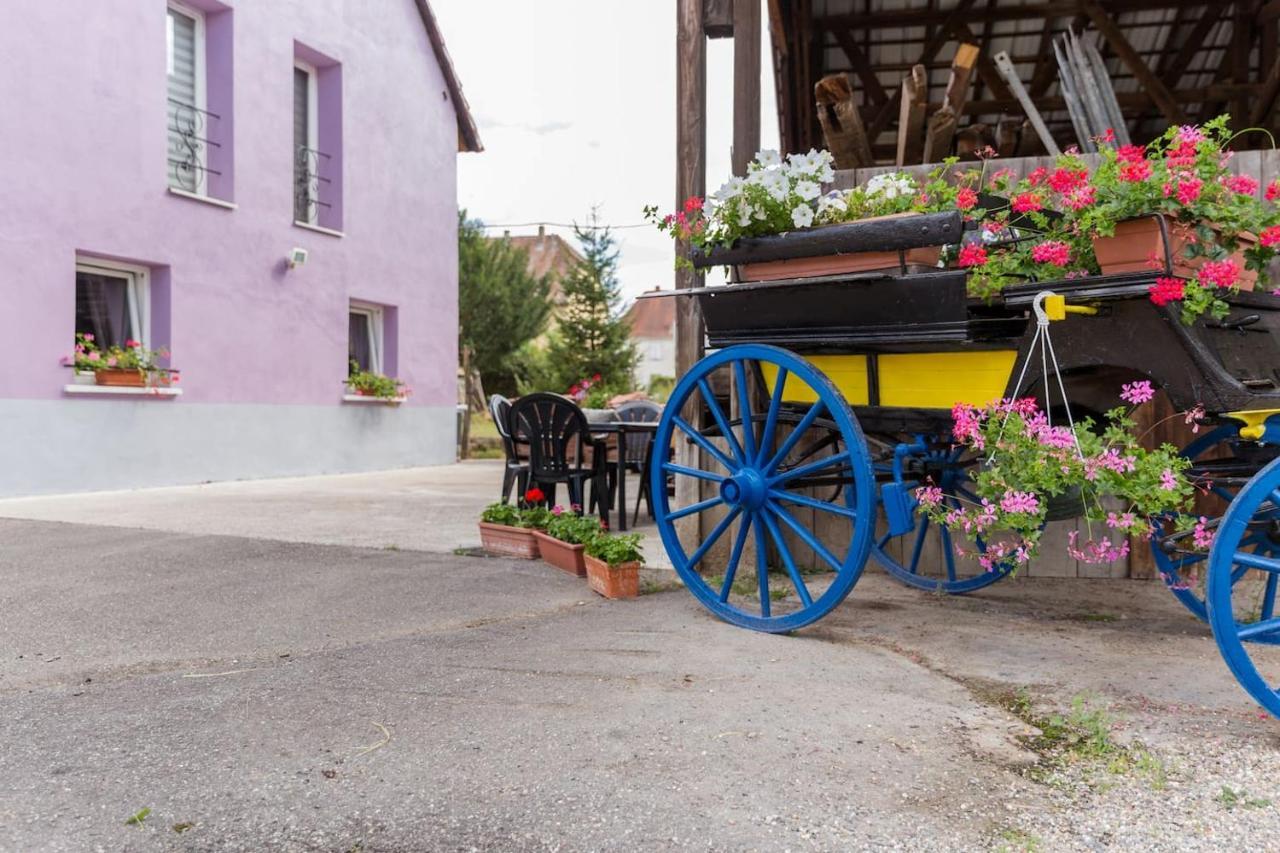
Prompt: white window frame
<box><xmin>294</xmin><ymin>60</ymin><xmax>319</xmax><ymax>224</ymax></box>
<box><xmin>75</xmin><ymin>258</ymin><xmax>151</xmax><ymax>349</ymax></box>
<box><xmin>349</xmin><ymin>302</ymin><xmax>384</xmax><ymax>375</ymax></box>
<box><xmin>167</xmin><ymin>1</ymin><xmax>208</xmax><ymax>197</ymax></box>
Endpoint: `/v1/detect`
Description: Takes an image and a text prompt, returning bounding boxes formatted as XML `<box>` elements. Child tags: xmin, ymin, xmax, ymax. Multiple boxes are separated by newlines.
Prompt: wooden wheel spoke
<box><xmin>667</xmin><ymin>495</ymin><xmax>725</xmax><ymax>522</ymax></box>
<box><xmin>686</xmin><ymin>507</ymin><xmax>741</xmax><ymax>573</ymax></box>
<box><xmin>719</xmin><ymin>513</ymin><xmax>754</xmax><ymax>602</ymax></box>
<box><xmin>697</xmin><ymin>377</ymin><xmax>745</xmax><ymax>464</ymax></box>
<box><xmin>732</xmin><ymin>360</ymin><xmax>758</xmax><ymax>464</ymax></box>
<box><xmin>768</xmin><ymin>489</ymin><xmax>857</xmax><ymax>520</ymax></box>
<box><xmin>768</xmin><ymin>500</ymin><xmax>845</xmax><ymax>575</ymax></box>
<box><xmin>762</xmin><ymin>399</ymin><xmax>827</xmax><ymax>474</ymax></box>
<box><xmin>753</xmin><ymin>519</ymin><xmax>771</xmax><ymax>617</ymax></box>
<box><xmin>769</xmin><ymin>450</ymin><xmax>851</xmax><ymax>487</ymax></box>
<box><xmin>673</xmin><ymin>415</ymin><xmax>737</xmax><ymax>473</ymax></box>
<box><xmin>760</xmin><ymin>508</ymin><xmax>814</xmax><ymax>608</ymax></box>
<box><xmin>662</xmin><ymin>462</ymin><xmax>726</xmax><ymax>484</ymax></box>
<box><xmin>755</xmin><ymin>365</ymin><xmax>789</xmax><ymax>467</ymax></box>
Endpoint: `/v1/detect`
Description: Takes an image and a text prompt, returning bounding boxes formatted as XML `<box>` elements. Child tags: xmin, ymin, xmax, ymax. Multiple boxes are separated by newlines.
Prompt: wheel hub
<box><xmin>720</xmin><ymin>468</ymin><xmax>767</xmax><ymax>510</ymax></box>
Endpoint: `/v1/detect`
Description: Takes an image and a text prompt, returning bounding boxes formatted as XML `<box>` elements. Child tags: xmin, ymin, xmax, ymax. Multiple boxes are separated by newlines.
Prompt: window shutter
<box><xmin>294</xmin><ymin>68</ymin><xmax>312</xmax><ymax>222</ymax></box>
<box><xmin>167</xmin><ymin>9</ymin><xmax>200</xmax><ymax>191</ymax></box>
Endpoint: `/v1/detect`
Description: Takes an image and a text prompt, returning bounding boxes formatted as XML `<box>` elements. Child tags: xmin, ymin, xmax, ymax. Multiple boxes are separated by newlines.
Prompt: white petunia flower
<box><xmin>737</xmin><ymin>204</ymin><xmax>753</xmax><ymax>227</ymax></box>
<box><xmin>794</xmin><ymin>180</ymin><xmax>821</xmax><ymax>201</ymax></box>
<box><xmin>866</xmin><ymin>172</ymin><xmax>915</xmax><ymax>200</ymax></box>
<box><xmin>759</xmin><ymin>170</ymin><xmax>789</xmax><ymax>201</ymax></box>
<box><xmin>816</xmin><ymin>191</ymin><xmax>846</xmax><ymax>218</ymax></box>
<box><xmin>712</xmin><ymin>176</ymin><xmax>745</xmax><ymax>202</ymax></box>
<box><xmin>791</xmin><ymin>204</ymin><xmax>815</xmax><ymax>229</ymax></box>
<box><xmin>755</xmin><ymin>149</ymin><xmax>782</xmax><ymax>169</ymax></box>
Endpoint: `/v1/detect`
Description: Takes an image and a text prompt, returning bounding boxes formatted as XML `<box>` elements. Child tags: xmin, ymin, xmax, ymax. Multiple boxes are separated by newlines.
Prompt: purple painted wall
<box><xmin>0</xmin><ymin>0</ymin><xmax>459</xmax><ymax>408</ymax></box>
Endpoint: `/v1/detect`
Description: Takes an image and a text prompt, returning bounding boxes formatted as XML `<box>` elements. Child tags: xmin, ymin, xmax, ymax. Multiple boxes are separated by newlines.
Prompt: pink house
<box><xmin>0</xmin><ymin>0</ymin><xmax>481</xmax><ymax>496</ymax></box>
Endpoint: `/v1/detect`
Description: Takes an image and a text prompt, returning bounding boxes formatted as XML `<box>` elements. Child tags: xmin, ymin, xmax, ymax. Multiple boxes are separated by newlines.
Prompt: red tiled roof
<box><xmin>624</xmin><ymin>291</ymin><xmax>675</xmax><ymax>339</ymax></box>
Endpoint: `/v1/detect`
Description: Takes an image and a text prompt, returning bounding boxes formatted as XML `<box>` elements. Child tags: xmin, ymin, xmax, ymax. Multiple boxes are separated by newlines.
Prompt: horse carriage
<box><xmin>646</xmin><ymin>210</ymin><xmax>1280</xmax><ymax>720</ymax></box>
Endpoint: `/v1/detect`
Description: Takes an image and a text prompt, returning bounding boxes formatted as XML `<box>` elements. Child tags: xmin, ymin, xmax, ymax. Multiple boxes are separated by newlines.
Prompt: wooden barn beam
<box><xmin>703</xmin><ymin>0</ymin><xmax>734</xmax><ymax>38</ymax></box>
<box><xmin>896</xmin><ymin>64</ymin><xmax>929</xmax><ymax>165</ymax></box>
<box><xmin>1162</xmin><ymin>4</ymin><xmax>1226</xmax><ymax>88</ymax></box>
<box><xmin>732</xmin><ymin>0</ymin><xmax>762</xmax><ymax>175</ymax></box>
<box><xmin>1081</xmin><ymin>0</ymin><xmax>1184</xmax><ymax>124</ymax></box>
<box><xmin>816</xmin><ymin>73</ymin><xmax>875</xmax><ymax>168</ymax></box>
<box><xmin>832</xmin><ymin>28</ymin><xmax>889</xmax><ymax>105</ymax></box>
<box><xmin>866</xmin><ymin>0</ymin><xmax>979</xmax><ymax>141</ymax></box>
<box><xmin>1261</xmin><ymin>0</ymin><xmax>1280</xmax><ymax>23</ymax></box>
<box><xmin>675</xmin><ymin>0</ymin><xmax>705</xmax><ymax>372</ymax></box>
<box><xmin>948</xmin><ymin>23</ymin><xmax>1014</xmax><ymax>103</ymax></box>
<box><xmin>816</xmin><ymin>1</ymin><xmax>1193</xmax><ymax>30</ymax></box>
<box><xmin>1254</xmin><ymin>54</ymin><xmax>1280</xmax><ymax>126</ymax></box>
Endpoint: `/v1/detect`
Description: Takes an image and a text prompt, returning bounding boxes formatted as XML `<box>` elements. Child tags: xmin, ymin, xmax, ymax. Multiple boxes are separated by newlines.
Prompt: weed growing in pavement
<box><xmin>1215</xmin><ymin>786</ymin><xmax>1272</xmax><ymax>811</ymax></box>
<box><xmin>124</xmin><ymin>807</ymin><xmax>151</xmax><ymax>826</ymax></box>
<box><xmin>994</xmin><ymin>826</ymin><xmax>1042</xmax><ymax>852</ymax></box>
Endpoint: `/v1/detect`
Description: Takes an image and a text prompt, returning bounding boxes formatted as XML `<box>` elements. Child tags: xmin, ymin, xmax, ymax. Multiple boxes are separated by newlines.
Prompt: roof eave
<box><xmin>414</xmin><ymin>0</ymin><xmax>483</xmax><ymax>153</ymax></box>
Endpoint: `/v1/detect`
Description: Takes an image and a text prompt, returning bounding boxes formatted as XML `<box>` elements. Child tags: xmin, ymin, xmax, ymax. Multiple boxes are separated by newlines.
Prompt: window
<box><xmin>75</xmin><ymin>260</ymin><xmax>150</xmax><ymax>350</ymax></box>
<box><xmin>167</xmin><ymin>3</ymin><xmax>207</xmax><ymax>195</ymax></box>
<box><xmin>293</xmin><ymin>42</ymin><xmax>342</xmax><ymax>231</ymax></box>
<box><xmin>293</xmin><ymin>62</ymin><xmax>319</xmax><ymax>223</ymax></box>
<box><xmin>349</xmin><ymin>304</ymin><xmax>383</xmax><ymax>375</ymax></box>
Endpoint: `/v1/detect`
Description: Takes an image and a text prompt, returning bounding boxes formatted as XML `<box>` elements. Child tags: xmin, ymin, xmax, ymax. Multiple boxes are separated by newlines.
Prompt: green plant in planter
<box><xmin>348</xmin><ymin>360</ymin><xmax>408</xmax><ymax>400</ymax></box>
<box><xmin>520</xmin><ymin>505</ymin><xmax>555</xmax><ymax>531</ymax></box>
<box><xmin>480</xmin><ymin>502</ymin><xmax>522</xmax><ymax>526</ymax></box>
<box><xmin>545</xmin><ymin>511</ymin><xmax>605</xmax><ymax>545</ymax></box>
<box><xmin>585</xmin><ymin>533</ymin><xmax>644</xmax><ymax>567</ymax></box>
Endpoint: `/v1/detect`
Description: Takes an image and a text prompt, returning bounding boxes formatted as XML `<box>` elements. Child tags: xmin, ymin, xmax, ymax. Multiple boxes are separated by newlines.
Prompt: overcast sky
<box><xmin>433</xmin><ymin>1</ymin><xmax>779</xmax><ymax>305</ymax></box>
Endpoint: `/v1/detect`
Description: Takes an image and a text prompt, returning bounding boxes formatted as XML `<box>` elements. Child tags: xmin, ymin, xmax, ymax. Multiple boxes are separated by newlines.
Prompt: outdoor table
<box><xmin>588</xmin><ymin>421</ymin><xmax>658</xmax><ymax>532</ymax></box>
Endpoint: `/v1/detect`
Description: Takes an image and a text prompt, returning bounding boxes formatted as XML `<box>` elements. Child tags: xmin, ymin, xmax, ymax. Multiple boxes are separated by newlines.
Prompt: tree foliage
<box><xmin>458</xmin><ymin>211</ymin><xmax>552</xmax><ymax>397</ymax></box>
<box><xmin>539</xmin><ymin>212</ymin><xmax>637</xmax><ymax>393</ymax></box>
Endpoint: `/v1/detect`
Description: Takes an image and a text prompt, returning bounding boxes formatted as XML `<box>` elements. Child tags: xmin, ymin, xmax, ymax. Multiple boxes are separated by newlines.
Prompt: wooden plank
<box><xmin>675</xmin><ymin>0</ymin><xmax>706</xmax><ymax>542</ymax></box>
<box><xmin>996</xmin><ymin>117</ymin><xmax>1020</xmax><ymax>157</ymax></box>
<box><xmin>1252</xmin><ymin>54</ymin><xmax>1280</xmax><ymax>126</ymax></box>
<box><xmin>956</xmin><ymin>123</ymin><xmax>996</xmax><ymax>160</ymax></box>
<box><xmin>732</xmin><ymin>0</ymin><xmax>761</xmax><ymax>175</ymax></box>
<box><xmin>1080</xmin><ymin>0</ymin><xmax>1184</xmax><ymax>124</ymax></box>
<box><xmin>896</xmin><ymin>64</ymin><xmax>929</xmax><ymax>166</ymax></box>
<box><xmin>702</xmin><ymin>0</ymin><xmax>734</xmax><ymax>38</ymax></box>
<box><xmin>944</xmin><ymin>42</ymin><xmax>980</xmax><ymax>116</ymax></box>
<box><xmin>922</xmin><ymin>105</ymin><xmax>958</xmax><ymax>163</ymax></box>
<box><xmin>948</xmin><ymin>26</ymin><xmax>1015</xmax><ymax>104</ymax></box>
<box><xmin>815</xmin><ymin>73</ymin><xmax>875</xmax><ymax>169</ymax></box>
<box><xmin>832</xmin><ymin>28</ymin><xmax>889</xmax><ymax>105</ymax></box>
<box><xmin>867</xmin><ymin>0</ymin><xmax>981</xmax><ymax>141</ymax></box>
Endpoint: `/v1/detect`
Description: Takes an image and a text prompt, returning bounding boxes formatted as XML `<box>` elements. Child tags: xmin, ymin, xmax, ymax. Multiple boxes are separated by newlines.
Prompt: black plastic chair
<box><xmin>616</xmin><ymin>399</ymin><xmax>663</xmax><ymax>524</ymax></box>
<box><xmin>507</xmin><ymin>393</ymin><xmax>613</xmax><ymax>522</ymax></box>
<box><xmin>488</xmin><ymin>394</ymin><xmax>528</xmax><ymax>504</ymax></box>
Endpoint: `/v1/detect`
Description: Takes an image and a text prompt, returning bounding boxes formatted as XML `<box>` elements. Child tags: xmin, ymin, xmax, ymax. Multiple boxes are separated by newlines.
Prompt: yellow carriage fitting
<box><xmin>1223</xmin><ymin>408</ymin><xmax>1280</xmax><ymax>441</ymax></box>
<box><xmin>760</xmin><ymin>350</ymin><xmax>1017</xmax><ymax>410</ymax></box>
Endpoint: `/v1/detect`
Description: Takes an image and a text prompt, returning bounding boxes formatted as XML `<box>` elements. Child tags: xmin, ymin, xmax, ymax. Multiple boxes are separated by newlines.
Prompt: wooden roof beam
<box><xmin>1081</xmin><ymin>0</ymin><xmax>1184</xmax><ymax>124</ymax></box>
<box><xmin>815</xmin><ymin>1</ymin><xmax>1195</xmax><ymax>30</ymax></box>
<box><xmin>1161</xmin><ymin>3</ymin><xmax>1226</xmax><ymax>88</ymax></box>
<box><xmin>831</xmin><ymin>28</ymin><xmax>889</xmax><ymax>105</ymax></box>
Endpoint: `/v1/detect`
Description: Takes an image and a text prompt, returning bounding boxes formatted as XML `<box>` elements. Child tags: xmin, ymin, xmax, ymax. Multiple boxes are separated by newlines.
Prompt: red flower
<box><xmin>1030</xmin><ymin>240</ymin><xmax>1071</xmax><ymax>267</ymax></box>
<box><xmin>1026</xmin><ymin>166</ymin><xmax>1048</xmax><ymax>186</ymax></box>
<box><xmin>1047</xmin><ymin>168</ymin><xmax>1087</xmax><ymax>194</ymax></box>
<box><xmin>1267</xmin><ymin>180</ymin><xmax>1280</xmax><ymax>202</ymax></box>
<box><xmin>1175</xmin><ymin>177</ymin><xmax>1202</xmax><ymax>205</ymax></box>
<box><xmin>1116</xmin><ymin>144</ymin><xmax>1145</xmax><ymax>163</ymax></box>
<box><xmin>1148</xmin><ymin>277</ymin><xmax>1185</xmax><ymax>306</ymax></box>
<box><xmin>1224</xmin><ymin>174</ymin><xmax>1259</xmax><ymax>196</ymax></box>
<box><xmin>957</xmin><ymin>244</ymin><xmax>988</xmax><ymax>267</ymax></box>
<box><xmin>1198</xmin><ymin>259</ymin><xmax>1239</xmax><ymax>289</ymax></box>
<box><xmin>525</xmin><ymin>487</ymin><xmax>546</xmax><ymax>504</ymax></box>
<box><xmin>1261</xmin><ymin>225</ymin><xmax>1280</xmax><ymax>248</ymax></box>
<box><xmin>955</xmin><ymin>187</ymin><xmax>978</xmax><ymax>210</ymax></box>
<box><xmin>683</xmin><ymin>195</ymin><xmax>704</xmax><ymax>213</ymax></box>
<box><xmin>1118</xmin><ymin>160</ymin><xmax>1152</xmax><ymax>183</ymax></box>
<box><xmin>1011</xmin><ymin>192</ymin><xmax>1043</xmax><ymax>214</ymax></box>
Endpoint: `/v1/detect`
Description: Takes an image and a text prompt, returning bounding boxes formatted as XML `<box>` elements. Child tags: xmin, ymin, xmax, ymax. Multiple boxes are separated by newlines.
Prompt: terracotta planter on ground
<box><xmin>584</xmin><ymin>554</ymin><xmax>641</xmax><ymax>599</ymax></box>
<box><xmin>478</xmin><ymin>522</ymin><xmax>540</xmax><ymax>559</ymax></box>
<box><xmin>533</xmin><ymin>531</ymin><xmax>587</xmax><ymax>577</ymax></box>
<box><xmin>94</xmin><ymin>368</ymin><xmax>147</xmax><ymax>387</ymax></box>
<box><xmin>737</xmin><ymin>245</ymin><xmax>942</xmax><ymax>282</ymax></box>
<box><xmin>1091</xmin><ymin>216</ymin><xmax>1258</xmax><ymax>291</ymax></box>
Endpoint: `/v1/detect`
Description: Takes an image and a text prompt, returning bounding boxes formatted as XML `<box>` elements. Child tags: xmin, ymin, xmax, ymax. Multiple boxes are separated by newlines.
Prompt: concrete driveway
<box><xmin>1</xmin><ymin>467</ymin><xmax>1278</xmax><ymax>851</ymax></box>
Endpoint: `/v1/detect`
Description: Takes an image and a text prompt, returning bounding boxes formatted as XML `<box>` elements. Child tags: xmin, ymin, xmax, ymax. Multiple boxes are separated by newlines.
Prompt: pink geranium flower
<box><xmin>957</xmin><ymin>244</ymin><xmax>988</xmax><ymax>267</ymax></box>
<box><xmin>1120</xmin><ymin>380</ymin><xmax>1155</xmax><ymax>405</ymax></box>
<box><xmin>1198</xmin><ymin>259</ymin><xmax>1239</xmax><ymax>289</ymax></box>
<box><xmin>1148</xmin><ymin>277</ymin><xmax>1185</xmax><ymax>306</ymax></box>
<box><xmin>1030</xmin><ymin>240</ymin><xmax>1071</xmax><ymax>266</ymax></box>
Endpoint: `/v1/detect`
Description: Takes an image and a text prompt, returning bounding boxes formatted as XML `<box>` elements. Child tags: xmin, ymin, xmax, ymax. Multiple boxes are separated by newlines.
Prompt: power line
<box><xmin>478</xmin><ymin>220</ymin><xmax>653</xmax><ymax>230</ymax></box>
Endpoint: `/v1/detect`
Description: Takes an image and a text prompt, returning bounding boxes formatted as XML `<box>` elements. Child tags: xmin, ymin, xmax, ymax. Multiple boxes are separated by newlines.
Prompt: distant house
<box><xmin>502</xmin><ymin>225</ymin><xmax>583</xmax><ymax>335</ymax></box>
<box><xmin>0</xmin><ymin>0</ymin><xmax>480</xmax><ymax>497</ymax></box>
<box><xmin>624</xmin><ymin>291</ymin><xmax>675</xmax><ymax>388</ymax></box>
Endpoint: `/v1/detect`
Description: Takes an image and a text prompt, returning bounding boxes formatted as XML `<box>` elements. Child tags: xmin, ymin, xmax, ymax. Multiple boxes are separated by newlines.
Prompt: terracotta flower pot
<box><xmin>94</xmin><ymin>368</ymin><xmax>147</xmax><ymax>387</ymax></box>
<box><xmin>533</xmin><ymin>531</ymin><xmax>587</xmax><ymax>577</ymax></box>
<box><xmin>584</xmin><ymin>554</ymin><xmax>641</xmax><ymax>599</ymax></box>
<box><xmin>478</xmin><ymin>522</ymin><xmax>540</xmax><ymax>559</ymax></box>
<box><xmin>737</xmin><ymin>246</ymin><xmax>941</xmax><ymax>282</ymax></box>
<box><xmin>1091</xmin><ymin>216</ymin><xmax>1258</xmax><ymax>291</ymax></box>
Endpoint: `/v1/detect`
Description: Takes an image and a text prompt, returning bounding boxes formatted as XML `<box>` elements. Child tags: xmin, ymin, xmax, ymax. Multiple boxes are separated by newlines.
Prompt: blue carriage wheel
<box><xmin>1150</xmin><ymin>424</ymin><xmax>1255</xmax><ymax>622</ymax></box>
<box><xmin>872</xmin><ymin>446</ymin><xmax>1015</xmax><ymax>594</ymax></box>
<box><xmin>1206</xmin><ymin>454</ymin><xmax>1280</xmax><ymax>719</ymax></box>
<box><xmin>650</xmin><ymin>344</ymin><xmax>876</xmax><ymax>633</ymax></box>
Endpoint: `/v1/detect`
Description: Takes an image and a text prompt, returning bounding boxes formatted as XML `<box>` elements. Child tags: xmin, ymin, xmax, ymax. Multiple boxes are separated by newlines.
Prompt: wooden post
<box><xmin>676</xmin><ymin>0</ymin><xmax>707</xmax><ymax>543</ymax></box>
<box><xmin>732</xmin><ymin>0</ymin><xmax>761</xmax><ymax>176</ymax></box>
<box><xmin>895</xmin><ymin>64</ymin><xmax>928</xmax><ymax>166</ymax></box>
<box><xmin>815</xmin><ymin>73</ymin><xmax>874</xmax><ymax>169</ymax></box>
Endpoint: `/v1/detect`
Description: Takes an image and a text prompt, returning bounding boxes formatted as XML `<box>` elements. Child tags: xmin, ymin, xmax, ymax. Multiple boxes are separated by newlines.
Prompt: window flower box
<box><xmin>1091</xmin><ymin>215</ymin><xmax>1259</xmax><ymax>291</ymax></box>
<box><xmin>533</xmin><ymin>531</ymin><xmax>587</xmax><ymax>576</ymax></box>
<box><xmin>584</xmin><ymin>554</ymin><xmax>640</xmax><ymax>599</ymax></box>
<box><xmin>94</xmin><ymin>368</ymin><xmax>148</xmax><ymax>387</ymax></box>
<box><xmin>478</xmin><ymin>521</ymin><xmax>540</xmax><ymax>559</ymax></box>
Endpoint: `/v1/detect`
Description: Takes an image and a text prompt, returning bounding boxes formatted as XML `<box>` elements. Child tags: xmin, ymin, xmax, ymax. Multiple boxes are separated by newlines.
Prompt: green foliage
<box><xmin>480</xmin><ymin>502</ymin><xmax>521</xmax><ymax>526</ymax></box>
<box><xmin>584</xmin><ymin>532</ymin><xmax>644</xmax><ymax>566</ymax></box>
<box><xmin>545</xmin><ymin>511</ymin><xmax>605</xmax><ymax>545</ymax></box>
<box><xmin>520</xmin><ymin>505</ymin><xmax>555</xmax><ymax>531</ymax></box>
<box><xmin>539</xmin><ymin>211</ymin><xmax>637</xmax><ymax>393</ymax></box>
<box><xmin>68</xmin><ymin>333</ymin><xmax>174</xmax><ymax>381</ymax></box>
<box><xmin>124</xmin><ymin>807</ymin><xmax>151</xmax><ymax>826</ymax></box>
<box><xmin>1215</xmin><ymin>786</ymin><xmax>1272</xmax><ymax>811</ymax></box>
<box><xmin>646</xmin><ymin>375</ymin><xmax>674</xmax><ymax>402</ymax></box>
<box><xmin>458</xmin><ymin>211</ymin><xmax>554</xmax><ymax>397</ymax></box>
<box><xmin>347</xmin><ymin>361</ymin><xmax>407</xmax><ymax>399</ymax></box>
